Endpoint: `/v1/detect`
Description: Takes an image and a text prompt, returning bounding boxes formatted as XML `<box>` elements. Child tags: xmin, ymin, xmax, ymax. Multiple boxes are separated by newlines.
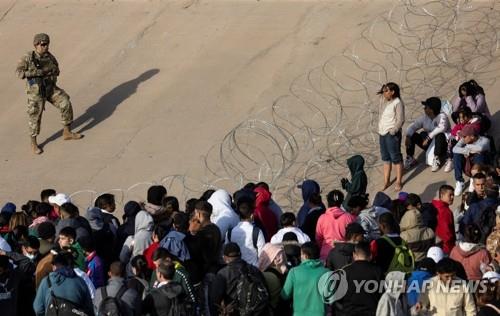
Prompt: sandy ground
<box><xmin>0</xmin><ymin>0</ymin><xmax>499</xmax><ymax>213</ymax></box>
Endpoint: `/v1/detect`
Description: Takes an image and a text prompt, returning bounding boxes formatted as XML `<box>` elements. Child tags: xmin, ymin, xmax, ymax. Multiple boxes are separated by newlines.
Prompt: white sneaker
<box><xmin>404</xmin><ymin>156</ymin><xmax>417</xmax><ymax>170</ymax></box>
<box><xmin>431</xmin><ymin>157</ymin><xmax>440</xmax><ymax>172</ymax></box>
<box><xmin>454</xmin><ymin>181</ymin><xmax>464</xmax><ymax>196</ymax></box>
<box><xmin>443</xmin><ymin>159</ymin><xmax>453</xmax><ymax>173</ymax></box>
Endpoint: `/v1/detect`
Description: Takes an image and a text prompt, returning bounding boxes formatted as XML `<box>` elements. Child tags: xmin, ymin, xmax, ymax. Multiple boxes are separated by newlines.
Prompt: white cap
<box><xmin>0</xmin><ymin>236</ymin><xmax>11</xmax><ymax>252</ymax></box>
<box><xmin>482</xmin><ymin>271</ymin><xmax>500</xmax><ymax>282</ymax></box>
<box><xmin>48</xmin><ymin>193</ymin><xmax>71</xmax><ymax>206</ymax></box>
<box><xmin>427</xmin><ymin>246</ymin><xmax>444</xmax><ymax>263</ymax></box>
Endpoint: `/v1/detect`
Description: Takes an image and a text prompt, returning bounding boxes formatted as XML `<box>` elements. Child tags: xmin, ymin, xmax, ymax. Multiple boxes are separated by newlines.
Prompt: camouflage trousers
<box><xmin>26</xmin><ymin>84</ymin><xmax>73</xmax><ymax>137</ymax></box>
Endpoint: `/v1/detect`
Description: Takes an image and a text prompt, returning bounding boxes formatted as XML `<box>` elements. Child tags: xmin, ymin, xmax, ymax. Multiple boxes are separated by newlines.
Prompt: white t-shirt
<box><xmin>270</xmin><ymin>227</ymin><xmax>311</xmax><ymax>244</ymax></box>
<box><xmin>225</xmin><ymin>221</ymin><xmax>265</xmax><ymax>267</ymax></box>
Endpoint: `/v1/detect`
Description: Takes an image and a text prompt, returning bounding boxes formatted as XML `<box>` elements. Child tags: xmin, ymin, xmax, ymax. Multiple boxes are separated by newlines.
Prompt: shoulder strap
<box><xmin>252</xmin><ymin>226</ymin><xmax>259</xmax><ymax>250</ymax></box>
<box><xmin>227</xmin><ymin>228</ymin><xmax>232</xmax><ymax>242</ymax></box>
<box><xmin>485</xmin><ymin>304</ymin><xmax>500</xmax><ymax>314</ymax></box>
<box><xmin>115</xmin><ymin>285</ymin><xmax>128</xmax><ymax>300</ymax></box>
<box><xmin>381</xmin><ymin>235</ymin><xmax>402</xmax><ymax>248</ymax></box>
<box><xmin>101</xmin><ymin>286</ymin><xmax>108</xmax><ymax>300</ymax></box>
<box><xmin>46</xmin><ymin>275</ymin><xmax>52</xmax><ymax>288</ymax></box>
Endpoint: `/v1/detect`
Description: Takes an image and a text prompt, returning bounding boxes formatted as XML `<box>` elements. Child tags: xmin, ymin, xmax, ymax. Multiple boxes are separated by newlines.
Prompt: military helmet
<box><xmin>33</xmin><ymin>33</ymin><xmax>50</xmax><ymax>45</ymax></box>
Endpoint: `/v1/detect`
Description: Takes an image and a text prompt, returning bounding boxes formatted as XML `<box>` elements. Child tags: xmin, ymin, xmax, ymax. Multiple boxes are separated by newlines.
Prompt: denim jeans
<box><xmin>380</xmin><ymin>130</ymin><xmax>403</xmax><ymax>164</ymax></box>
<box><xmin>453</xmin><ymin>152</ymin><xmax>488</xmax><ymax>182</ymax></box>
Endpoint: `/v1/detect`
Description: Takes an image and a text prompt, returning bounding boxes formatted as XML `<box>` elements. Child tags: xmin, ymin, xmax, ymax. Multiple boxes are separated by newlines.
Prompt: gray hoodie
<box><xmin>356</xmin><ymin>206</ymin><xmax>390</xmax><ymax>241</ymax></box>
<box><xmin>120</xmin><ymin>210</ymin><xmax>153</xmax><ymax>264</ymax></box>
<box><xmin>376</xmin><ymin>271</ymin><xmax>409</xmax><ymax>316</ymax></box>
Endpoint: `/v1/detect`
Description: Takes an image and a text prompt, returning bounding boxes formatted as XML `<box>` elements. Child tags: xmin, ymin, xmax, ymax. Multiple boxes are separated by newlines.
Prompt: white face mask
<box><xmin>26</xmin><ymin>253</ymin><xmax>36</xmax><ymax>261</ymax></box>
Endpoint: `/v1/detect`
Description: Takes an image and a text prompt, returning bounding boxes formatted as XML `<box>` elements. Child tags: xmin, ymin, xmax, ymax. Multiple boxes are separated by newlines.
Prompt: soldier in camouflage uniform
<box><xmin>16</xmin><ymin>33</ymin><xmax>82</xmax><ymax>154</ymax></box>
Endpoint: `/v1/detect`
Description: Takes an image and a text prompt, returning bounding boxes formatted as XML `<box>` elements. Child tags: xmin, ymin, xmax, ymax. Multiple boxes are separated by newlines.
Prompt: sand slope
<box><xmin>0</xmin><ymin>0</ymin><xmax>499</xmax><ymax>210</ymax></box>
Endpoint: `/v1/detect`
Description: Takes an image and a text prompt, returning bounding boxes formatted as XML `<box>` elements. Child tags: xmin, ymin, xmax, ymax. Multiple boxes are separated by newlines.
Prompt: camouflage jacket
<box><xmin>15</xmin><ymin>50</ymin><xmax>59</xmax><ymax>84</ymax></box>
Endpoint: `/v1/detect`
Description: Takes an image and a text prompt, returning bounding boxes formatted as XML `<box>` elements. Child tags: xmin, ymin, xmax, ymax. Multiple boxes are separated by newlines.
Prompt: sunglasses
<box><xmin>39</xmin><ymin>43</ymin><xmax>48</xmax><ymax>47</ymax></box>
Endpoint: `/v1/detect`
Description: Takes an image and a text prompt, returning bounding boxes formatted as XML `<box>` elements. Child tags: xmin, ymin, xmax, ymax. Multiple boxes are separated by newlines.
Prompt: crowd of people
<box><xmin>0</xmin><ymin>79</ymin><xmax>499</xmax><ymax>316</ymax></box>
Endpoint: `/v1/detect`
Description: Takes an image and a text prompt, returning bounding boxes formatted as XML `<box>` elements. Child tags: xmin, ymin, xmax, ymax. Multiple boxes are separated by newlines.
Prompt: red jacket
<box><xmin>432</xmin><ymin>199</ymin><xmax>456</xmax><ymax>254</ymax></box>
<box><xmin>450</xmin><ymin>242</ymin><xmax>491</xmax><ymax>280</ymax></box>
<box><xmin>254</xmin><ymin>187</ymin><xmax>278</xmax><ymax>242</ymax></box>
<box><xmin>143</xmin><ymin>241</ymin><xmax>159</xmax><ymax>270</ymax></box>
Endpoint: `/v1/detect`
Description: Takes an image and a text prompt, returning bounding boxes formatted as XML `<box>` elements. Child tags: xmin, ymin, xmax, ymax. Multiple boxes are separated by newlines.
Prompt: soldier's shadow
<box><xmin>40</xmin><ymin>68</ymin><xmax>160</xmax><ymax>148</ymax></box>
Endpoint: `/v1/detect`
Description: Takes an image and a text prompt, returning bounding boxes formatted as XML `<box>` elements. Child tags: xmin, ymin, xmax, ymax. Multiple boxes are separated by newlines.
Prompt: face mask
<box><xmin>26</xmin><ymin>254</ymin><xmax>36</xmax><ymax>261</ymax></box>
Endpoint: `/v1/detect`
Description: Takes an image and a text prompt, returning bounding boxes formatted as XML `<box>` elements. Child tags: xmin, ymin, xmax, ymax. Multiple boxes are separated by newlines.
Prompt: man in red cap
<box><xmin>15</xmin><ymin>33</ymin><xmax>82</xmax><ymax>154</ymax></box>
<box><xmin>451</xmin><ymin>124</ymin><xmax>491</xmax><ymax>196</ymax></box>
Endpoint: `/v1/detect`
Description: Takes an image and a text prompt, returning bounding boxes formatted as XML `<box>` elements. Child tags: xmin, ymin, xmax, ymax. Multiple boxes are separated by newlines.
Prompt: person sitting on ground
<box><xmin>316</xmin><ymin>190</ymin><xmax>356</xmax><ymax>261</ymax></box>
<box><xmin>452</xmin><ymin>125</ymin><xmax>491</xmax><ymax>196</ymax></box>
<box><xmin>33</xmin><ymin>252</ymin><xmax>94</xmax><ymax>316</ymax></box>
<box><xmin>341</xmin><ymin>154</ymin><xmax>368</xmax><ymax>209</ymax></box>
<box><xmin>451</xmin><ymin>79</ymin><xmax>492</xmax><ymax>122</ymax></box>
<box><xmin>93</xmin><ymin>261</ymin><xmax>141</xmax><ymax>316</ymax></box>
<box><xmin>300</xmin><ymin>193</ymin><xmax>325</xmax><ymax>243</ymax></box>
<box><xmin>450</xmin><ymin>224</ymin><xmax>491</xmax><ymax>281</ymax></box>
<box><xmin>142</xmin><ymin>261</ymin><xmax>189</xmax><ymax>315</ymax></box>
<box><xmin>225</xmin><ymin>196</ymin><xmax>265</xmax><ymax>267</ymax></box>
<box><xmin>281</xmin><ymin>242</ymin><xmax>329</xmax><ymax>316</ymax></box>
<box><xmin>333</xmin><ymin>240</ymin><xmax>382</xmax><ymax>316</ymax></box>
<box><xmin>207</xmin><ymin>189</ymin><xmax>240</xmax><ymax>242</ymax></box>
<box><xmin>404</xmin><ymin>97</ymin><xmax>451</xmax><ymax>172</ymax></box>
<box><xmin>400</xmin><ymin>194</ymin><xmax>435</xmax><ymax>262</ymax></box>
<box><xmin>416</xmin><ymin>257</ymin><xmax>476</xmax><ymax>315</ymax></box>
<box><xmin>271</xmin><ymin>212</ymin><xmax>310</xmax><ymax>245</ymax></box>
<box><xmin>326</xmin><ymin>222</ymin><xmax>365</xmax><ymax>271</ymax></box>
<box><xmin>432</xmin><ymin>185</ymin><xmax>456</xmax><ymax>255</ymax></box>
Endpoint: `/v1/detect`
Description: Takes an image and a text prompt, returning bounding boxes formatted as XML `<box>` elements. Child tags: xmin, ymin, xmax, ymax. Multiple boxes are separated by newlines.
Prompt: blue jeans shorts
<box><xmin>379</xmin><ymin>130</ymin><xmax>403</xmax><ymax>164</ymax></box>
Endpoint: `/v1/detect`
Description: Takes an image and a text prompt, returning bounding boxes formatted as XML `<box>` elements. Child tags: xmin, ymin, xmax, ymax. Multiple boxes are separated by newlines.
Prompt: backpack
<box><xmin>382</xmin><ymin>236</ymin><xmax>415</xmax><ymax>274</ymax></box>
<box><xmin>154</xmin><ymin>286</ymin><xmax>193</xmax><ymax>316</ymax></box>
<box><xmin>227</xmin><ymin>225</ymin><xmax>260</xmax><ymax>250</ymax></box>
<box><xmin>477</xmin><ymin>205</ymin><xmax>496</xmax><ymax>244</ymax></box>
<box><xmin>97</xmin><ymin>285</ymin><xmax>127</xmax><ymax>316</ymax></box>
<box><xmin>45</xmin><ymin>276</ymin><xmax>89</xmax><ymax>316</ymax></box>
<box><xmin>235</xmin><ymin>265</ymin><xmax>270</xmax><ymax>316</ymax></box>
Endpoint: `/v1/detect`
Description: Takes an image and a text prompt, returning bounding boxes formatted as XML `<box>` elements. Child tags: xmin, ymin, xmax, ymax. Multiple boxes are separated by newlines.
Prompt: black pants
<box><xmin>406</xmin><ymin>132</ymin><xmax>447</xmax><ymax>163</ymax></box>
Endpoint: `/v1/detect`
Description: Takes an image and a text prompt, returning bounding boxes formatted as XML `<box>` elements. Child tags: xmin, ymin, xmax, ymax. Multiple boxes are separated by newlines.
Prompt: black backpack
<box><xmin>235</xmin><ymin>265</ymin><xmax>270</xmax><ymax>316</ymax></box>
<box><xmin>97</xmin><ymin>285</ymin><xmax>127</xmax><ymax>316</ymax></box>
<box><xmin>227</xmin><ymin>225</ymin><xmax>260</xmax><ymax>250</ymax></box>
<box><xmin>45</xmin><ymin>276</ymin><xmax>89</xmax><ymax>316</ymax></box>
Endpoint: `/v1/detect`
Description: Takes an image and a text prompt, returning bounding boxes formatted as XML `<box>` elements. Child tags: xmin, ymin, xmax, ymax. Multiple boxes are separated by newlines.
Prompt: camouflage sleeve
<box><xmin>46</xmin><ymin>53</ymin><xmax>60</xmax><ymax>76</ymax></box>
<box><xmin>15</xmin><ymin>52</ymin><xmax>42</xmax><ymax>79</ymax></box>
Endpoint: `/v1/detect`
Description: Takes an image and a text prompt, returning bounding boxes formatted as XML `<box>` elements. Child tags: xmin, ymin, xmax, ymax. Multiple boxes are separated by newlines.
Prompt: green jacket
<box><xmin>281</xmin><ymin>259</ymin><xmax>329</xmax><ymax>316</ymax></box>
